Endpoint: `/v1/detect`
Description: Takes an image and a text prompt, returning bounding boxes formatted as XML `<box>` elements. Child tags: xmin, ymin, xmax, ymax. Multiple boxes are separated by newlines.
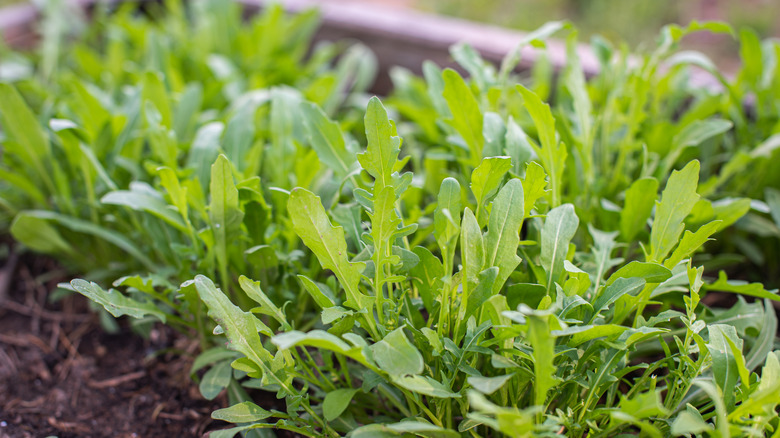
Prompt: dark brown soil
<box><xmin>0</xmin><ymin>254</ymin><xmax>228</xmax><ymax>438</ymax></box>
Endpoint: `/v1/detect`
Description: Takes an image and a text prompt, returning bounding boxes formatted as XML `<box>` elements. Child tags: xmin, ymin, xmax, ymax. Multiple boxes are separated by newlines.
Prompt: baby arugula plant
<box><xmin>389</xmin><ymin>20</ymin><xmax>780</xmax><ymax>287</ymax></box>
<box><xmin>1</xmin><ymin>0</ymin><xmax>376</xmax><ymax>279</ymax></box>
<box><xmin>194</xmin><ymin>97</ymin><xmax>780</xmax><ymax>437</ymax></box>
<box><xmin>1</xmin><ymin>0</ymin><xmax>377</xmax><ymax>338</ymax></box>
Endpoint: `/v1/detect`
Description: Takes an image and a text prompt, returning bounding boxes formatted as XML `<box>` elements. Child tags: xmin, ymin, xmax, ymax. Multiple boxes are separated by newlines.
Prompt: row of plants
<box><xmin>1</xmin><ymin>1</ymin><xmax>778</xmax><ymax>436</ymax></box>
<box><xmin>388</xmin><ymin>21</ymin><xmax>780</xmax><ymax>286</ymax></box>
<box><xmin>1</xmin><ymin>0</ymin><xmax>376</xmax><ymax>332</ymax></box>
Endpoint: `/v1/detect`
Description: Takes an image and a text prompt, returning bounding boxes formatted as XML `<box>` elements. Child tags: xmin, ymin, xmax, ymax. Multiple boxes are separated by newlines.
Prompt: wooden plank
<box><xmin>0</xmin><ymin>0</ymin><xmax>720</xmax><ymax>92</ymax></box>
<box><xmin>0</xmin><ymin>0</ymin><xmax>597</xmax><ymax>84</ymax></box>
<box><xmin>0</xmin><ymin>3</ymin><xmax>38</xmax><ymax>48</ymax></box>
<box><xmin>237</xmin><ymin>0</ymin><xmax>601</xmax><ymax>93</ymax></box>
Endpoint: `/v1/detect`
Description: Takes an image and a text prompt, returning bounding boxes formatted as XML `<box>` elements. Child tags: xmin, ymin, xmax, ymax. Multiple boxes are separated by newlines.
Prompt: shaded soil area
<box><xmin>0</xmin><ymin>254</ymin><xmax>228</xmax><ymax>438</ymax></box>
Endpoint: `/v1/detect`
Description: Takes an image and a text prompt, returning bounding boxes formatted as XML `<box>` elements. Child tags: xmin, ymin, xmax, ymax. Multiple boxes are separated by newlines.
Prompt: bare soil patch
<box><xmin>0</xmin><ymin>254</ymin><xmax>225</xmax><ymax>438</ymax></box>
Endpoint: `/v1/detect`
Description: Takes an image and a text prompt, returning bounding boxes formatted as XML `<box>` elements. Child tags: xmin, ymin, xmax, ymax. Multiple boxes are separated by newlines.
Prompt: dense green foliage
<box><xmin>0</xmin><ymin>0</ymin><xmax>375</xmax><ymax>333</ymax></box>
<box><xmin>389</xmin><ymin>22</ymin><xmax>780</xmax><ymax>287</ymax></box>
<box><xmin>1</xmin><ymin>1</ymin><xmax>779</xmax><ymax>437</ymax></box>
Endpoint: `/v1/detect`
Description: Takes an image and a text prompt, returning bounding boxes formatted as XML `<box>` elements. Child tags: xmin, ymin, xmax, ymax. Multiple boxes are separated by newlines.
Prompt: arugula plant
<box><xmin>389</xmin><ymin>20</ymin><xmax>780</xmax><ymax>288</ymax></box>
<box><xmin>0</xmin><ymin>0</ymin><xmax>377</xmax><ymax>337</ymax></box>
<box><xmin>194</xmin><ymin>97</ymin><xmax>780</xmax><ymax>437</ymax></box>
<box><xmin>0</xmin><ymin>0</ymin><xmax>375</xmax><ymax>277</ymax></box>
<box><xmin>1</xmin><ymin>2</ymin><xmax>778</xmax><ymax>436</ymax></box>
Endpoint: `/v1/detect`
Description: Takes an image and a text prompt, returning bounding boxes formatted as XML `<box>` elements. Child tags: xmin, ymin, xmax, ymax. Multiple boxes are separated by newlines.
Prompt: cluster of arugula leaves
<box><xmin>1</xmin><ymin>1</ymin><xmax>779</xmax><ymax>436</ymax></box>
<box><xmin>0</xmin><ymin>0</ymin><xmax>375</xmax><ymax>335</ymax></box>
<box><xmin>388</xmin><ymin>21</ymin><xmax>780</xmax><ymax>288</ymax></box>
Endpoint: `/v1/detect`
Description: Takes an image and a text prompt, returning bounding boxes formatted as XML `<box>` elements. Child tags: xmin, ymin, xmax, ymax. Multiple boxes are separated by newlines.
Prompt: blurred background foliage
<box><xmin>414</xmin><ymin>0</ymin><xmax>780</xmax><ymax>70</ymax></box>
<box><xmin>1</xmin><ymin>0</ymin><xmax>779</xmax><ymax>71</ymax></box>
<box><xmin>417</xmin><ymin>0</ymin><xmax>779</xmax><ymax>44</ymax></box>
<box><xmin>3</xmin><ymin>0</ymin><xmax>780</xmax><ymax>49</ymax></box>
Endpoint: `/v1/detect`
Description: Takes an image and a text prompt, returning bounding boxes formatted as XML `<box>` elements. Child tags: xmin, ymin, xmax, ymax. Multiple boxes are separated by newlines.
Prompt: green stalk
<box><xmin>244</xmin><ymin>423</ymin><xmax>321</xmax><ymax>438</ymax></box>
<box><xmin>406</xmin><ymin>393</ymin><xmax>443</xmax><ymax>427</ymax></box>
<box><xmin>295</xmin><ymin>349</ymin><xmax>336</xmax><ymax>392</ymax></box>
<box><xmin>336</xmin><ymin>354</ymin><xmax>353</xmax><ymax>388</ymax></box>
<box><xmin>378</xmin><ymin>384</ymin><xmax>412</xmax><ymax>418</ymax></box>
<box><xmin>631</xmin><ymin>283</ymin><xmax>660</xmax><ymax>327</ymax></box>
<box><xmin>577</xmin><ymin>352</ymin><xmax>623</xmax><ymax>423</ymax></box>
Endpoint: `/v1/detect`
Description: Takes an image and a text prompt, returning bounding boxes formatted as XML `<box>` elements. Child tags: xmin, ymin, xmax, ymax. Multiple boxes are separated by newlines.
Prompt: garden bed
<box><xmin>0</xmin><ymin>251</ymin><xmax>224</xmax><ymax>437</ymax></box>
<box><xmin>0</xmin><ymin>7</ymin><xmax>599</xmax><ymax>436</ymax></box>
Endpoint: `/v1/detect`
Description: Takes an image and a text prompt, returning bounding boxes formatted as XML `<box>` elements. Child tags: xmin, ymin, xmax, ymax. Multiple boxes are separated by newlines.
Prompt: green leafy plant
<box><xmin>193</xmin><ymin>97</ymin><xmax>779</xmax><ymax>437</ymax></box>
<box><xmin>389</xmin><ymin>20</ymin><xmax>780</xmax><ymax>288</ymax></box>
<box><xmin>1</xmin><ymin>2</ymin><xmax>778</xmax><ymax>436</ymax></box>
<box><xmin>1</xmin><ymin>0</ymin><xmax>376</xmax><ymax>336</ymax></box>
<box><xmin>1</xmin><ymin>0</ymin><xmax>375</xmax><ymax>279</ymax></box>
